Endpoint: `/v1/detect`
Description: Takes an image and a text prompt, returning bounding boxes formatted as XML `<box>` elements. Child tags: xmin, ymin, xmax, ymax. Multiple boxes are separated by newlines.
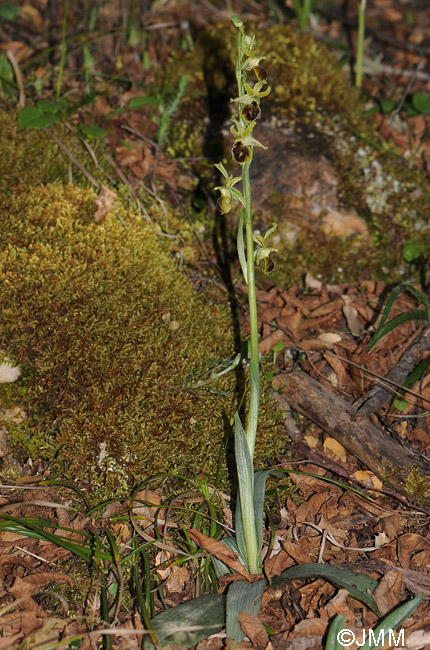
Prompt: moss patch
<box><xmin>0</xmin><ymin>112</ymin><xmax>284</xmax><ymax>498</ymax></box>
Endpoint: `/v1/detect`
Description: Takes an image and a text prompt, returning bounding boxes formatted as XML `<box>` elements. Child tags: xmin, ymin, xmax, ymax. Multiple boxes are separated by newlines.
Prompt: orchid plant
<box><xmin>214</xmin><ymin>15</ymin><xmax>277</xmax><ymax>578</ymax></box>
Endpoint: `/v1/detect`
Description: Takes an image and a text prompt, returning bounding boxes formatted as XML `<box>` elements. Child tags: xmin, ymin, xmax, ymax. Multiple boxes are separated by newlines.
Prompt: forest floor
<box><xmin>1</xmin><ymin>1</ymin><xmax>430</xmax><ymax>649</ymax></box>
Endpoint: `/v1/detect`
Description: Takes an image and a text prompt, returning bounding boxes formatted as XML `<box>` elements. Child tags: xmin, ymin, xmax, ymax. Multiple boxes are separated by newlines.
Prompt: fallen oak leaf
<box><xmin>93</xmin><ymin>185</ymin><xmax>117</xmax><ymax>223</ymax></box>
<box><xmin>188</xmin><ymin>529</ymin><xmax>253</xmax><ymax>580</ymax></box>
<box><xmin>239</xmin><ymin>611</ymin><xmax>269</xmax><ymax>648</ymax></box>
<box><xmin>10</xmin><ymin>571</ymin><xmax>74</xmax><ymax>615</ymax></box>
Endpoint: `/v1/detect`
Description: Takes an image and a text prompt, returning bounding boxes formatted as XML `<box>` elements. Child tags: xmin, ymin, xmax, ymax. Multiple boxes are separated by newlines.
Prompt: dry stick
<box><xmin>103</xmin><ymin>152</ymin><xmax>153</xmax><ymax>223</ymax></box>
<box><xmin>353</xmin><ymin>327</ymin><xmax>430</xmax><ymax>416</ymax></box>
<box><xmin>273</xmin><ymin>370</ymin><xmax>430</xmax><ymax>506</ymax></box>
<box><xmin>6</xmin><ymin>50</ymin><xmax>25</xmax><ymax>107</ymax></box>
<box><xmin>276</xmin><ymin>437</ymin><xmax>430</xmax><ymax>515</ymax></box>
<box><xmin>48</xmin><ymin>132</ymin><xmax>101</xmax><ymax>189</ymax></box>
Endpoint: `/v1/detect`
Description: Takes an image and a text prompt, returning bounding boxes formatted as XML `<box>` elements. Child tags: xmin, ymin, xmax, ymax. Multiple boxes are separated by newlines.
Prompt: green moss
<box><xmin>0</xmin><ymin>111</ymin><xmax>285</xmax><ymax>499</ymax></box>
<box><xmin>403</xmin><ymin>467</ymin><xmax>430</xmax><ymax>505</ymax></box>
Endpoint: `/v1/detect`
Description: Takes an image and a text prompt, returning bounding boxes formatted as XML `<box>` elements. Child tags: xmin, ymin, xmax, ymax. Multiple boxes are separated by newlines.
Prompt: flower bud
<box><xmin>216</xmin><ymin>188</ymin><xmax>233</xmax><ymax>214</ymax></box>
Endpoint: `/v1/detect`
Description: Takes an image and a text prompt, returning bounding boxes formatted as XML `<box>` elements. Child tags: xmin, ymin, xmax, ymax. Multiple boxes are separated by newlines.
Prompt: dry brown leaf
<box><xmin>380</xmin><ymin>514</ymin><xmax>401</xmax><ymax>540</ymax></box>
<box><xmin>281</xmin><ymin>539</ymin><xmax>312</xmax><ymax>564</ymax></box>
<box><xmin>352</xmin><ymin>470</ymin><xmax>383</xmax><ymax>492</ymax></box>
<box><xmin>188</xmin><ymin>529</ymin><xmax>253</xmax><ymax>579</ymax></box>
<box><xmin>295</xmin><ymin>491</ymin><xmax>331</xmax><ymax>523</ymax></box>
<box><xmin>93</xmin><ymin>185</ymin><xmax>117</xmax><ymax>223</ymax></box>
<box><xmin>374</xmin><ymin>532</ymin><xmax>390</xmax><ymax>547</ymax></box>
<box><xmin>259</xmin><ymin>329</ymin><xmax>284</xmax><ymax>356</ymax></box>
<box><xmin>411</xmin><ymin>550</ymin><xmax>430</xmax><ymax>570</ymax></box>
<box><xmin>129</xmin><ymin>488</ymin><xmax>163</xmax><ymax>527</ymax></box>
<box><xmin>342</xmin><ymin>303</ymin><xmax>364</xmax><ymax>335</ymax></box>
<box><xmin>0</xmin><ymin>633</ymin><xmax>22</xmax><ymax>650</ymax></box>
<box><xmin>239</xmin><ymin>612</ymin><xmax>268</xmax><ymax>648</ymax></box>
<box><xmin>289</xmin><ymin>617</ymin><xmax>328</xmax><ymax>639</ymax></box>
<box><xmin>287</xmin><ymin>465</ymin><xmax>327</xmax><ymax>498</ymax></box>
<box><xmin>324</xmin><ymin>352</ymin><xmax>346</xmax><ymax>387</ymax></box>
<box><xmin>398</xmin><ymin>534</ymin><xmax>430</xmax><ymax>569</ymax></box>
<box><xmin>165</xmin><ymin>565</ymin><xmax>189</xmax><ymax>594</ymax></box>
<box><xmin>277</xmin><ymin>310</ymin><xmax>301</xmax><ymax>335</ymax></box>
<box><xmin>264</xmin><ymin>548</ymin><xmax>294</xmax><ymax>577</ymax></box>
<box><xmin>321</xmin><ymin>588</ymin><xmax>352</xmax><ymax>620</ymax></box>
<box><xmin>373</xmin><ymin>570</ymin><xmax>403</xmax><ymax>615</ymax></box>
<box><xmin>2</xmin><ymin>41</ymin><xmax>32</xmax><ymax>61</ymax></box>
<box><xmin>323</xmin><ymin>437</ymin><xmax>347</xmax><ymax>461</ymax></box>
<box><xmin>318</xmin><ymin>332</ymin><xmax>342</xmax><ymax>346</ymax></box>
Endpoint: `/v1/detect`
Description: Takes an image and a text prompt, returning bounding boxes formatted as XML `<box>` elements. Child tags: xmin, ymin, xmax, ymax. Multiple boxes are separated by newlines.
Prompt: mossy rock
<box><xmin>167</xmin><ymin>23</ymin><xmax>430</xmax><ymax>286</ymax></box>
<box><xmin>0</xmin><ymin>112</ymin><xmax>283</xmax><ymax>498</ymax></box>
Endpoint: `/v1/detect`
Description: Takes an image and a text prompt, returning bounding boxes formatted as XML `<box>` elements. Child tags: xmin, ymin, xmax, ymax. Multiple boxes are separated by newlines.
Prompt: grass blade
<box><xmin>0</xmin><ymin>515</ymin><xmax>112</xmax><ymax>563</ymax></box>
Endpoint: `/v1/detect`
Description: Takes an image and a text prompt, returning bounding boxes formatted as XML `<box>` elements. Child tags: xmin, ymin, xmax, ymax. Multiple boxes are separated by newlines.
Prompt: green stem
<box><xmin>242</xmin><ymin>161</ymin><xmax>259</xmax><ymax>461</ymax></box>
<box><xmin>56</xmin><ymin>0</ymin><xmax>69</xmax><ymax>101</ymax></box>
<box><xmin>237</xmin><ymin>159</ymin><xmax>261</xmax><ymax>576</ymax></box>
<box><xmin>355</xmin><ymin>0</ymin><xmax>366</xmax><ymax>90</ymax></box>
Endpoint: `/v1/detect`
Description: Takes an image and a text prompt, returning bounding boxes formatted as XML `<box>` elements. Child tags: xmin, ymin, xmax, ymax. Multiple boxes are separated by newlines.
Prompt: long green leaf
<box><xmin>360</xmin><ymin>596</ymin><xmax>422</xmax><ymax>650</ymax></box>
<box><xmin>226</xmin><ymin>578</ymin><xmax>265</xmax><ymax>641</ymax></box>
<box><xmin>234</xmin><ymin>413</ymin><xmax>255</xmax><ymax>572</ymax></box>
<box><xmin>211</xmin><ymin>536</ymin><xmax>241</xmax><ymax>578</ymax></box>
<box><xmin>394</xmin><ymin>355</ymin><xmax>430</xmax><ymax>409</ymax></box>
<box><xmin>0</xmin><ymin>515</ymin><xmax>112</xmax><ymax>563</ymax></box>
<box><xmin>325</xmin><ymin>614</ymin><xmax>345</xmax><ymax>650</ymax></box>
<box><xmin>253</xmin><ymin>469</ymin><xmax>283</xmax><ymax>552</ymax></box>
<box><xmin>368</xmin><ymin>282</ymin><xmax>430</xmax><ymax>351</ymax></box>
<box><xmin>144</xmin><ymin>593</ymin><xmax>226</xmax><ymax>649</ymax></box>
<box><xmin>271</xmin><ymin>563</ymin><xmax>380</xmax><ymax>614</ymax></box>
<box><xmin>368</xmin><ymin>309</ymin><xmax>428</xmax><ymax>349</ymax></box>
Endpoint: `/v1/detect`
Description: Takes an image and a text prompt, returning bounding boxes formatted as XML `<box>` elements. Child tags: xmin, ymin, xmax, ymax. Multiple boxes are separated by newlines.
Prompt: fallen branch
<box><xmin>353</xmin><ymin>328</ymin><xmax>430</xmax><ymax>416</ymax></box>
<box><xmin>273</xmin><ymin>371</ymin><xmax>430</xmax><ymax>507</ymax></box>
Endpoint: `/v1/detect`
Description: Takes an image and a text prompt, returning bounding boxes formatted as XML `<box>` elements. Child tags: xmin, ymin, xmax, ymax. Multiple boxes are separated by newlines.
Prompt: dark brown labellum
<box><xmin>243</xmin><ymin>101</ymin><xmax>261</xmax><ymax>122</ymax></box>
<box><xmin>255</xmin><ymin>65</ymin><xmax>268</xmax><ymax>82</ymax></box>
<box><xmin>232</xmin><ymin>141</ymin><xmax>251</xmax><ymax>164</ymax></box>
<box><xmin>265</xmin><ymin>255</ymin><xmax>275</xmax><ymax>274</ymax></box>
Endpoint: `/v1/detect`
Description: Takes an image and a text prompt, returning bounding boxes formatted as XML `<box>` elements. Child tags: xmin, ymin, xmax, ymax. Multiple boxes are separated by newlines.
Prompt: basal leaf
<box><xmin>0</xmin><ymin>4</ymin><xmax>19</xmax><ymax>21</ymax></box>
<box><xmin>128</xmin><ymin>96</ymin><xmax>158</xmax><ymax>109</ymax></box>
<box><xmin>226</xmin><ymin>579</ymin><xmax>265</xmax><ymax>641</ymax></box>
<box><xmin>271</xmin><ymin>563</ymin><xmax>380</xmax><ymax>614</ymax></box>
<box><xmin>18</xmin><ymin>106</ymin><xmax>59</xmax><ymax>129</ymax></box>
<box><xmin>144</xmin><ymin>593</ymin><xmax>226</xmax><ymax>649</ymax></box>
<box><xmin>79</xmin><ymin>123</ymin><xmax>108</xmax><ymax>139</ymax></box>
<box><xmin>37</xmin><ymin>99</ymin><xmax>63</xmax><ymax>114</ymax></box>
<box><xmin>360</xmin><ymin>597</ymin><xmax>422</xmax><ymax>650</ymax></box>
<box><xmin>413</xmin><ymin>92</ymin><xmax>430</xmax><ymax>114</ymax></box>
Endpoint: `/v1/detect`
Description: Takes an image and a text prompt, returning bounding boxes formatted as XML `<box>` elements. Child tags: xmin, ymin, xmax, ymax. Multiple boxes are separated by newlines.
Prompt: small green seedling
<box><xmin>290</xmin><ymin>0</ymin><xmax>318</xmax><ymax>31</ymax></box>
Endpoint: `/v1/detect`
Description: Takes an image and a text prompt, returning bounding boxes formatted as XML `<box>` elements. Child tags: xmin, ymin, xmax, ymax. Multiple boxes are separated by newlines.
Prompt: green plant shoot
<box><xmin>290</xmin><ymin>0</ymin><xmax>318</xmax><ymax>31</ymax></box>
<box><xmin>355</xmin><ymin>0</ymin><xmax>366</xmax><ymax>89</ymax></box>
<box><xmin>215</xmin><ymin>16</ymin><xmax>275</xmax><ymax>576</ymax></box>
